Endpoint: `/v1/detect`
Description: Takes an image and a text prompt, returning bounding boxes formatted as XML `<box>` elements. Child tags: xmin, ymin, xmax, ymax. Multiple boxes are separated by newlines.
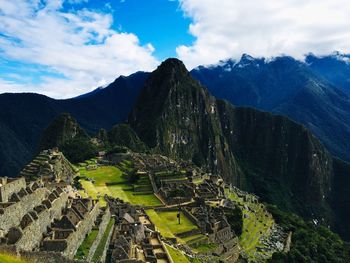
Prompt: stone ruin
<box><xmin>0</xmin><ymin>177</ymin><xmax>110</xmax><ymax>262</ymax></box>
<box><xmin>182</xmin><ymin>198</ymin><xmax>239</xmax><ymax>258</ymax></box>
<box><xmin>195</xmin><ymin>178</ymin><xmax>225</xmax><ymax>200</ymax></box>
<box><xmin>105</xmin><ymin>197</ymin><xmax>172</xmax><ymax>263</ymax></box>
<box><xmin>157</xmin><ymin>176</ymin><xmax>195</xmax><ymax>205</ymax></box>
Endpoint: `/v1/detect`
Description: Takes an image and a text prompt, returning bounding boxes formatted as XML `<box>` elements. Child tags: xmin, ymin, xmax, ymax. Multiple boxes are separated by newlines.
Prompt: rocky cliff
<box><xmin>218</xmin><ymin>102</ymin><xmax>333</xmax><ymax>219</ymax></box>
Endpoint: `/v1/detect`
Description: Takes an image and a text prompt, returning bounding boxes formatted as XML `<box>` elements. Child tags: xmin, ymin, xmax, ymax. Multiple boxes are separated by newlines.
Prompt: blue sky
<box><xmin>1</xmin><ymin>0</ymin><xmax>350</xmax><ymax>98</ymax></box>
<box><xmin>64</xmin><ymin>0</ymin><xmax>194</xmax><ymax>59</ymax></box>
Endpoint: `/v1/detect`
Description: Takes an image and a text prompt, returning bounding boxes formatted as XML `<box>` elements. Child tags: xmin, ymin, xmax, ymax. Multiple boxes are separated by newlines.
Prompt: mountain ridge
<box><xmin>191</xmin><ymin>54</ymin><xmax>350</xmax><ymax>162</ymax></box>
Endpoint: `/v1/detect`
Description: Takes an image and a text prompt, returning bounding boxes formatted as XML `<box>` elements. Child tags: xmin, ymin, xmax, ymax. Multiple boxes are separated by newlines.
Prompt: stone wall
<box><xmin>210</xmin><ymin>226</ymin><xmax>233</xmax><ymax>243</ymax></box>
<box><xmin>87</xmin><ymin>208</ymin><xmax>111</xmax><ymax>261</ymax></box>
<box><xmin>63</xmin><ymin>202</ymin><xmax>100</xmax><ymax>259</ymax></box>
<box><xmin>16</xmin><ymin>191</ymin><xmax>68</xmax><ymax>251</ymax></box>
<box><xmin>99</xmin><ymin>219</ymin><xmax>114</xmax><ymax>263</ymax></box>
<box><xmin>0</xmin><ymin>187</ymin><xmax>49</xmax><ymax>234</ymax></box>
<box><xmin>0</xmin><ymin>177</ymin><xmax>26</xmax><ymax>202</ymax></box>
<box><xmin>176</xmin><ymin>229</ymin><xmax>202</xmax><ymax>238</ymax></box>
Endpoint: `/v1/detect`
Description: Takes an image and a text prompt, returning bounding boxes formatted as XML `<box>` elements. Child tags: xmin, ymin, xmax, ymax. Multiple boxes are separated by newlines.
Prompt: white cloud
<box><xmin>0</xmin><ymin>0</ymin><xmax>159</xmax><ymax>98</ymax></box>
<box><xmin>177</xmin><ymin>0</ymin><xmax>350</xmax><ymax>68</ymax></box>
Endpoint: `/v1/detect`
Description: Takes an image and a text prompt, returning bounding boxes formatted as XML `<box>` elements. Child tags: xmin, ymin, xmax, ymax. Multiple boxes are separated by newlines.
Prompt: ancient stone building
<box><xmin>0</xmin><ymin>177</ymin><xmax>111</xmax><ymax>262</ymax></box>
<box><xmin>42</xmin><ymin>198</ymin><xmax>100</xmax><ymax>258</ymax></box>
<box><xmin>106</xmin><ymin>197</ymin><xmax>173</xmax><ymax>263</ymax></box>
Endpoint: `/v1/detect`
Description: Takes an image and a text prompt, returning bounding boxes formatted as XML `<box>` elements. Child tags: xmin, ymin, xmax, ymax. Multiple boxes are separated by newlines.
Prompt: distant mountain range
<box><xmin>191</xmin><ymin>53</ymin><xmax>350</xmax><ymax>163</ymax></box>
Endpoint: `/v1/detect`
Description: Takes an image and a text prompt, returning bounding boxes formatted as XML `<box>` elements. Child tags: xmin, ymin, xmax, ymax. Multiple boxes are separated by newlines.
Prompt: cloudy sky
<box><xmin>1</xmin><ymin>0</ymin><xmax>350</xmax><ymax>98</ymax></box>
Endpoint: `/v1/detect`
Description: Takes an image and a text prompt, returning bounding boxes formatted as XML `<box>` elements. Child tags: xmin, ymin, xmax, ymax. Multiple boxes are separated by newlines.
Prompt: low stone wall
<box><xmin>182</xmin><ymin>209</ymin><xmax>200</xmax><ymax>228</ymax></box>
<box><xmin>154</xmin><ymin>207</ymin><xmax>178</xmax><ymax>212</ymax></box>
<box><xmin>87</xmin><ymin>208</ymin><xmax>111</xmax><ymax>262</ymax></box>
<box><xmin>16</xmin><ymin>192</ymin><xmax>68</xmax><ymax>251</ymax></box>
<box><xmin>63</xmin><ymin>202</ymin><xmax>100</xmax><ymax>259</ymax></box>
<box><xmin>176</xmin><ymin>229</ymin><xmax>202</xmax><ymax>238</ymax></box>
<box><xmin>99</xmin><ymin>219</ymin><xmax>114</xmax><ymax>263</ymax></box>
<box><xmin>0</xmin><ymin>187</ymin><xmax>49</xmax><ymax>234</ymax></box>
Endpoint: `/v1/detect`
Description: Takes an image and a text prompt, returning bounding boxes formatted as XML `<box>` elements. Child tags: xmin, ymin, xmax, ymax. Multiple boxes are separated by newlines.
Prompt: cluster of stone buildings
<box><xmin>183</xmin><ymin>198</ymin><xmax>239</xmax><ymax>255</ymax></box>
<box><xmin>0</xmin><ymin>176</ymin><xmax>111</xmax><ymax>263</ymax></box>
<box><xmin>105</xmin><ymin>197</ymin><xmax>173</xmax><ymax>263</ymax></box>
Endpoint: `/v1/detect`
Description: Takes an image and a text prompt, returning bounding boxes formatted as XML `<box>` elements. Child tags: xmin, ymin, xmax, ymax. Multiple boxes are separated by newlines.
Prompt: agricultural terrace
<box><xmin>225</xmin><ymin>189</ymin><xmax>274</xmax><ymax>260</ymax></box>
<box><xmin>78</xmin><ymin>159</ymin><xmax>161</xmax><ymax>207</ymax></box>
<box><xmin>146</xmin><ymin>209</ymin><xmax>218</xmax><ymax>254</ymax></box>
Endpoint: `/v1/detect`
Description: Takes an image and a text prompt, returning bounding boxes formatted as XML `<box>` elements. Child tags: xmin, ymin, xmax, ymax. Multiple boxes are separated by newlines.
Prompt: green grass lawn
<box><xmin>165</xmin><ymin>245</ymin><xmax>190</xmax><ymax>263</ymax></box>
<box><xmin>0</xmin><ymin>254</ymin><xmax>30</xmax><ymax>263</ymax></box>
<box><xmin>146</xmin><ymin>209</ymin><xmax>201</xmax><ymax>244</ymax></box>
<box><xmin>80</xmin><ymin>166</ymin><xmax>125</xmax><ymax>185</ymax></box>
<box><xmin>225</xmin><ymin>189</ymin><xmax>274</xmax><ymax>260</ymax></box>
<box><xmin>75</xmin><ymin>229</ymin><xmax>99</xmax><ymax>260</ymax></box>
<box><xmin>79</xmin><ymin>166</ymin><xmax>161</xmax><ymax>207</ymax></box>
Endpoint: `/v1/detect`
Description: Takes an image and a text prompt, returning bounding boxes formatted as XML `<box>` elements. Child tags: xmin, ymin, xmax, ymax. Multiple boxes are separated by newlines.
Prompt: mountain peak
<box><xmin>154</xmin><ymin>58</ymin><xmax>189</xmax><ymax>78</ymax></box>
<box><xmin>237</xmin><ymin>54</ymin><xmax>264</xmax><ymax>68</ymax></box>
<box><xmin>240</xmin><ymin>53</ymin><xmax>255</xmax><ymax>61</ymax></box>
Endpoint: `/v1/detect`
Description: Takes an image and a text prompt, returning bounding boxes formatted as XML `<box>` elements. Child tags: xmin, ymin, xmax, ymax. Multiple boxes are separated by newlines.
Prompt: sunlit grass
<box><xmin>79</xmin><ymin>165</ymin><xmax>161</xmax><ymax>207</ymax></box>
<box><xmin>0</xmin><ymin>254</ymin><xmax>30</xmax><ymax>263</ymax></box>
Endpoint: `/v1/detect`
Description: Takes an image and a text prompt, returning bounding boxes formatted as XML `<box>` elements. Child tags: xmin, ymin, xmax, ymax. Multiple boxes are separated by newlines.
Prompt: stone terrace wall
<box><xmin>0</xmin><ymin>177</ymin><xmax>26</xmax><ymax>202</ymax></box>
<box><xmin>63</xmin><ymin>202</ymin><xmax>100</xmax><ymax>259</ymax></box>
<box><xmin>99</xmin><ymin>219</ymin><xmax>114</xmax><ymax>263</ymax></box>
<box><xmin>16</xmin><ymin>192</ymin><xmax>68</xmax><ymax>251</ymax></box>
<box><xmin>0</xmin><ymin>187</ymin><xmax>49</xmax><ymax>234</ymax></box>
<box><xmin>87</xmin><ymin>208</ymin><xmax>111</xmax><ymax>262</ymax></box>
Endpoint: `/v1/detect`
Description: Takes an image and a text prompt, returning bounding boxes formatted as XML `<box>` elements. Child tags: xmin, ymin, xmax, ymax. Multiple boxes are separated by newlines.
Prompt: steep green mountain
<box><xmin>0</xmin><ymin>72</ymin><xmax>147</xmax><ymax>177</ymax></box>
<box><xmin>39</xmin><ymin>113</ymin><xmax>97</xmax><ymax>163</ymax></box>
<box><xmin>129</xmin><ymin>58</ymin><xmax>334</xmax><ymax>223</ymax></box>
<box><xmin>129</xmin><ymin>58</ymin><xmax>243</xmax><ymax>184</ymax></box>
<box><xmin>218</xmin><ymin>104</ymin><xmax>333</xmax><ymax>219</ymax></box>
<box><xmin>191</xmin><ymin>55</ymin><xmax>350</xmax><ymax>163</ymax></box>
<box><xmin>39</xmin><ymin>113</ymin><xmax>89</xmax><ymax>150</ymax></box>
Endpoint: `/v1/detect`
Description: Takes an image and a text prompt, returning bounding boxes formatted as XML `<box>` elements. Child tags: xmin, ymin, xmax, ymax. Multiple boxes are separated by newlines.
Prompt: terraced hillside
<box><xmin>225</xmin><ymin>187</ymin><xmax>286</xmax><ymax>262</ymax></box>
<box><xmin>20</xmin><ymin>149</ymin><xmax>76</xmax><ymax>182</ymax></box>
